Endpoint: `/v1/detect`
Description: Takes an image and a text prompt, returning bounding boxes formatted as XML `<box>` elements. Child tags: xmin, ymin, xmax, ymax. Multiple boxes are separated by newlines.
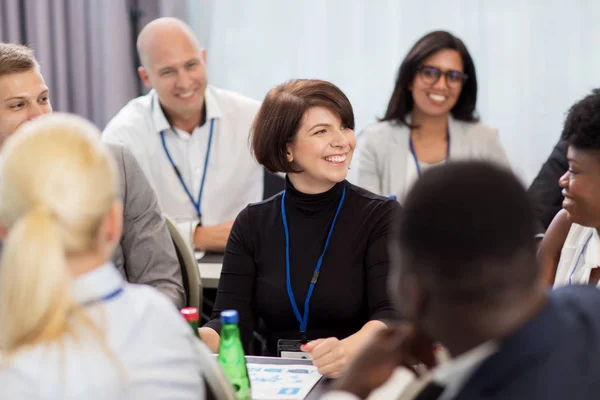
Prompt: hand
<box><xmin>331</xmin><ymin>323</ymin><xmax>437</xmax><ymax>399</ymax></box>
<box><xmin>194</xmin><ymin>220</ymin><xmax>234</xmax><ymax>252</ymax></box>
<box><xmin>301</xmin><ymin>337</ymin><xmax>349</xmax><ymax>378</ymax></box>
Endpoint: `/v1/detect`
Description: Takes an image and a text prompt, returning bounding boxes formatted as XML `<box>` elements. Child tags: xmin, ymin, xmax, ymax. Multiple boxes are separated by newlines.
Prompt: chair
<box><xmin>164</xmin><ymin>215</ymin><xmax>202</xmax><ymax>311</ymax></box>
<box><xmin>196</xmin><ymin>340</ymin><xmax>237</xmax><ymax>400</ymax></box>
<box><xmin>263</xmin><ymin>168</ymin><xmax>285</xmax><ymax>199</ymax></box>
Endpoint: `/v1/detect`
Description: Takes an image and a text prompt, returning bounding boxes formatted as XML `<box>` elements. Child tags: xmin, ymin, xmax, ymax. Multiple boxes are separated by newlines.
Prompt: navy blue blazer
<box><xmin>455</xmin><ymin>285</ymin><xmax>600</xmax><ymax>399</ymax></box>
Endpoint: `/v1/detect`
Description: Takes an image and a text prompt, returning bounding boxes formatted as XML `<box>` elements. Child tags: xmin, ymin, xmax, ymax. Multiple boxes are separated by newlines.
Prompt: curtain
<box><xmin>0</xmin><ymin>0</ymin><xmax>188</xmax><ymax>128</ymax></box>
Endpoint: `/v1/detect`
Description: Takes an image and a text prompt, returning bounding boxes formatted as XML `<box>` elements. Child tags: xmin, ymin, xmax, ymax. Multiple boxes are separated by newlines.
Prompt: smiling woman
<box><xmin>353</xmin><ymin>31</ymin><xmax>511</xmax><ymax>203</ymax></box>
<box><xmin>200</xmin><ymin>79</ymin><xmax>401</xmax><ymax>378</ymax></box>
<box><xmin>540</xmin><ymin>89</ymin><xmax>600</xmax><ymax>288</ymax></box>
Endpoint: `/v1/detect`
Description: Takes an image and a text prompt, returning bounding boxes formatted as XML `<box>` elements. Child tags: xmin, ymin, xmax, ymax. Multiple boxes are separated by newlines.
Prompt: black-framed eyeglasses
<box><xmin>417</xmin><ymin>65</ymin><xmax>468</xmax><ymax>89</ymax></box>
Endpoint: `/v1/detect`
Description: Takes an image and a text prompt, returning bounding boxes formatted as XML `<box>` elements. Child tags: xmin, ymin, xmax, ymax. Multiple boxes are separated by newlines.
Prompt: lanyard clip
<box><xmin>300</xmin><ymin>331</ymin><xmax>307</xmax><ymax>344</ymax></box>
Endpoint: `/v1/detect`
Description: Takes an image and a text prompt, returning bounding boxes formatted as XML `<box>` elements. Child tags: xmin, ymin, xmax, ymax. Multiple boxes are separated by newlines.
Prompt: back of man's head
<box><xmin>395</xmin><ymin>161</ymin><xmax>538</xmax><ymax>308</ymax></box>
<box><xmin>0</xmin><ymin>43</ymin><xmax>38</xmax><ymax>77</ymax></box>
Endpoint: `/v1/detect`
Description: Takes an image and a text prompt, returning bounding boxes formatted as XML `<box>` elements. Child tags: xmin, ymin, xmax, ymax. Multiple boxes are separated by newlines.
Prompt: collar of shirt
<box><xmin>71</xmin><ymin>262</ymin><xmax>125</xmax><ymax>306</ymax></box>
<box><xmin>151</xmin><ymin>85</ymin><xmax>223</xmax><ymax>138</ymax></box>
<box><xmin>430</xmin><ymin>341</ymin><xmax>498</xmax><ymax>400</ymax></box>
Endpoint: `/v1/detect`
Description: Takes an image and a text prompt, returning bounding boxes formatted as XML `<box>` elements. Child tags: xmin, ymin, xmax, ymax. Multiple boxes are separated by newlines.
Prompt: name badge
<box><xmin>277</xmin><ymin>339</ymin><xmax>312</xmax><ymax>360</ymax></box>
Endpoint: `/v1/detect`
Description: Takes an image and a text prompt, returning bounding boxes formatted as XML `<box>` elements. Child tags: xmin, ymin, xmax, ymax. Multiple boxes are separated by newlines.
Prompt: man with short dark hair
<box><xmin>326</xmin><ymin>161</ymin><xmax>600</xmax><ymax>399</ymax></box>
<box><xmin>0</xmin><ymin>42</ymin><xmax>185</xmax><ymax>308</ymax></box>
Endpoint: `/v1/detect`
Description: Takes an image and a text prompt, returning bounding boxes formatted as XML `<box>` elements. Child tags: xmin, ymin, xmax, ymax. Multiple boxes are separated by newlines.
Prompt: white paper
<box><xmin>246</xmin><ymin>363</ymin><xmax>322</xmax><ymax>400</ymax></box>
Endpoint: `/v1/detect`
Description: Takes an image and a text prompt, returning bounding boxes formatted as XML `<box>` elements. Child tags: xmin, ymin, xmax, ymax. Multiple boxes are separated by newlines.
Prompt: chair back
<box><xmin>165</xmin><ymin>216</ymin><xmax>202</xmax><ymax>311</ymax></box>
<box><xmin>196</xmin><ymin>340</ymin><xmax>237</xmax><ymax>400</ymax></box>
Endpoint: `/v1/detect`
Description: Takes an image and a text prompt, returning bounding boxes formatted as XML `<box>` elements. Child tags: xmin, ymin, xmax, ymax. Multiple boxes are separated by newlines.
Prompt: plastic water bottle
<box><xmin>218</xmin><ymin>310</ymin><xmax>251</xmax><ymax>399</ymax></box>
<box><xmin>180</xmin><ymin>307</ymin><xmax>201</xmax><ymax>340</ymax></box>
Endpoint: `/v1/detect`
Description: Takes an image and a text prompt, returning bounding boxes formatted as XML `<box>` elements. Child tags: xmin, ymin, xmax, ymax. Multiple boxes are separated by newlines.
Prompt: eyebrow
<box><xmin>307</xmin><ymin>123</ymin><xmax>332</xmax><ymax>131</ymax></box>
<box><xmin>4</xmin><ymin>89</ymin><xmax>49</xmax><ymax>103</ymax></box>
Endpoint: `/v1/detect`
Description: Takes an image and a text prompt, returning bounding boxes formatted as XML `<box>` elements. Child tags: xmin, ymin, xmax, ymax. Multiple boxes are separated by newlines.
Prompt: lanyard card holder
<box><xmin>277</xmin><ymin>339</ymin><xmax>311</xmax><ymax>360</ymax></box>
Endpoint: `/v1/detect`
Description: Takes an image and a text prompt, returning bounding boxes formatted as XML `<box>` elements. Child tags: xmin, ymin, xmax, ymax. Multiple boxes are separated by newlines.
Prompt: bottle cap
<box><xmin>181</xmin><ymin>307</ymin><xmax>199</xmax><ymax>322</ymax></box>
<box><xmin>220</xmin><ymin>309</ymin><xmax>239</xmax><ymax>324</ymax></box>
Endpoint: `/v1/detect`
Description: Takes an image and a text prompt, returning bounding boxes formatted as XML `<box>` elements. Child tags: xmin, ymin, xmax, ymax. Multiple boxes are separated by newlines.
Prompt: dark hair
<box><xmin>251</xmin><ymin>79</ymin><xmax>355</xmax><ymax>173</ymax></box>
<box><xmin>382</xmin><ymin>31</ymin><xmax>478</xmax><ymax>127</ymax></box>
<box><xmin>395</xmin><ymin>161</ymin><xmax>537</xmax><ymax>302</ymax></box>
<box><xmin>561</xmin><ymin>88</ymin><xmax>600</xmax><ymax>151</ymax></box>
<box><xmin>0</xmin><ymin>43</ymin><xmax>38</xmax><ymax>77</ymax></box>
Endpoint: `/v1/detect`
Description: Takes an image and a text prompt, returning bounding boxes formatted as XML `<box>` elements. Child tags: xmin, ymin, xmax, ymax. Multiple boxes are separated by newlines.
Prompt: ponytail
<box><xmin>0</xmin><ymin>205</ymin><xmax>75</xmax><ymax>353</ymax></box>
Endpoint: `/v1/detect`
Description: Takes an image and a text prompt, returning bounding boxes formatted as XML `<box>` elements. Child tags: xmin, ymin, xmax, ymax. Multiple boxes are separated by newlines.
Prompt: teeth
<box><xmin>179</xmin><ymin>91</ymin><xmax>194</xmax><ymax>99</ymax></box>
<box><xmin>428</xmin><ymin>94</ymin><xmax>447</xmax><ymax>102</ymax></box>
<box><xmin>325</xmin><ymin>155</ymin><xmax>346</xmax><ymax>163</ymax></box>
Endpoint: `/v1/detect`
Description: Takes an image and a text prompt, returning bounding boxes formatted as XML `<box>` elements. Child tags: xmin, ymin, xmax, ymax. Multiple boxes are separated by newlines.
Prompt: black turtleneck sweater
<box><xmin>203</xmin><ymin>178</ymin><xmax>401</xmax><ymax>355</ymax></box>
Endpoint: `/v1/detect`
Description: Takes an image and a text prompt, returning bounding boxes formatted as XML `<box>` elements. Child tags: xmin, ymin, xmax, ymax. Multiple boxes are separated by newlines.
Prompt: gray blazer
<box><xmin>108</xmin><ymin>143</ymin><xmax>185</xmax><ymax>308</ymax></box>
<box><xmin>353</xmin><ymin>116</ymin><xmax>510</xmax><ymax>202</ymax></box>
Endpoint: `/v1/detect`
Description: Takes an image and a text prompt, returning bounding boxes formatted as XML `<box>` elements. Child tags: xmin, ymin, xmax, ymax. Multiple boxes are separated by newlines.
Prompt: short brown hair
<box><xmin>251</xmin><ymin>79</ymin><xmax>355</xmax><ymax>173</ymax></box>
<box><xmin>0</xmin><ymin>43</ymin><xmax>38</xmax><ymax>77</ymax></box>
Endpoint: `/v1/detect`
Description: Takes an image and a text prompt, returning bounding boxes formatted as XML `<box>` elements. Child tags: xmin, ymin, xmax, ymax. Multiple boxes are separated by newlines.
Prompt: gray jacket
<box><xmin>108</xmin><ymin>143</ymin><xmax>185</xmax><ymax>308</ymax></box>
<box><xmin>352</xmin><ymin>116</ymin><xmax>510</xmax><ymax>203</ymax></box>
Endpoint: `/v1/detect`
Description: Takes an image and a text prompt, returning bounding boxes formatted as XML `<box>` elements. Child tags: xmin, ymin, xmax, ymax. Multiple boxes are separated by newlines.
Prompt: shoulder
<box><xmin>454</xmin><ymin>119</ymin><xmax>499</xmax><ymax>141</ymax></box>
<box><xmin>209</xmin><ymin>86</ymin><xmax>261</xmax><ymax>117</ymax></box>
<box><xmin>241</xmin><ymin>192</ymin><xmax>283</xmax><ymax>219</ymax></box>
<box><xmin>103</xmin><ymin>93</ymin><xmax>153</xmax><ymax>137</ymax></box>
<box><xmin>359</xmin><ymin>120</ymin><xmax>407</xmax><ymax>142</ymax></box>
<box><xmin>551</xmin><ymin>285</ymin><xmax>600</xmax><ymax>325</ymax></box>
<box><xmin>345</xmin><ymin>182</ymin><xmax>402</xmax><ymax>214</ymax></box>
<box><xmin>120</xmin><ymin>284</ymin><xmax>188</xmax><ymax>331</ymax></box>
<box><xmin>104</xmin><ymin>142</ymin><xmax>124</xmax><ymax>160</ymax></box>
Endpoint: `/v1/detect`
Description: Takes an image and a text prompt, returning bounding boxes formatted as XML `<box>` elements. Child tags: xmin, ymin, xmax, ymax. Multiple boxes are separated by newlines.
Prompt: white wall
<box><xmin>188</xmin><ymin>0</ymin><xmax>600</xmax><ymax>184</ymax></box>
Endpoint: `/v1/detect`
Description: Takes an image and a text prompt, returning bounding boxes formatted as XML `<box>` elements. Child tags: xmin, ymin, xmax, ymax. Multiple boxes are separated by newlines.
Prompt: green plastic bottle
<box><xmin>218</xmin><ymin>310</ymin><xmax>252</xmax><ymax>400</ymax></box>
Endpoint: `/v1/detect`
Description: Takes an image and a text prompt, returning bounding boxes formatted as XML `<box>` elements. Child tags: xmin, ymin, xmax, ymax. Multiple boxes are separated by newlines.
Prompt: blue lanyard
<box><xmin>281</xmin><ymin>185</ymin><xmax>346</xmax><ymax>342</ymax></box>
<box><xmin>81</xmin><ymin>287</ymin><xmax>124</xmax><ymax>308</ymax></box>
<box><xmin>409</xmin><ymin>132</ymin><xmax>451</xmax><ymax>177</ymax></box>
<box><xmin>159</xmin><ymin>119</ymin><xmax>215</xmax><ymax>220</ymax></box>
<box><xmin>568</xmin><ymin>232</ymin><xmax>594</xmax><ymax>285</ymax></box>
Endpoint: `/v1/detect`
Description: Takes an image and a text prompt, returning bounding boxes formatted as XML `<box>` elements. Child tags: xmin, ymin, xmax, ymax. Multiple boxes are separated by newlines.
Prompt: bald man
<box><xmin>103</xmin><ymin>18</ymin><xmax>263</xmax><ymax>252</ymax></box>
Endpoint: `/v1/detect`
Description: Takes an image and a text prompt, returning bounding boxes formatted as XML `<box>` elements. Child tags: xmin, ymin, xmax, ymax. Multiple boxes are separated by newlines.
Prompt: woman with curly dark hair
<box><xmin>539</xmin><ymin>89</ymin><xmax>600</xmax><ymax>287</ymax></box>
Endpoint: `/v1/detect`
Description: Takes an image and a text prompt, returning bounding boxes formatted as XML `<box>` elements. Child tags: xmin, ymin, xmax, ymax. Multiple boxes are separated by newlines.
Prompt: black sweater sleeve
<box><xmin>365</xmin><ymin>199</ymin><xmax>402</xmax><ymax>322</ymax></box>
<box><xmin>203</xmin><ymin>207</ymin><xmax>256</xmax><ymax>349</ymax></box>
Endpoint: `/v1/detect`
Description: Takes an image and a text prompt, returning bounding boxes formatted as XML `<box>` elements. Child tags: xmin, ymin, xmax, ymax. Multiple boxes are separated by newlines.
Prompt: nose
<box><xmin>433</xmin><ymin>73</ymin><xmax>449</xmax><ymax>91</ymax></box>
<box><xmin>28</xmin><ymin>103</ymin><xmax>45</xmax><ymax>120</ymax></box>
<box><xmin>559</xmin><ymin>169</ymin><xmax>569</xmax><ymax>189</ymax></box>
<box><xmin>175</xmin><ymin>70</ymin><xmax>193</xmax><ymax>90</ymax></box>
<box><xmin>330</xmin><ymin>128</ymin><xmax>351</xmax><ymax>148</ymax></box>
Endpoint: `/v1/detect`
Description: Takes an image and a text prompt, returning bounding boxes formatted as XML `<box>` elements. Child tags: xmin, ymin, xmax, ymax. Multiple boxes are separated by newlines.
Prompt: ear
<box><xmin>104</xmin><ymin>201</ymin><xmax>124</xmax><ymax>249</ymax></box>
<box><xmin>200</xmin><ymin>48</ymin><xmax>207</xmax><ymax>64</ymax></box>
<box><xmin>137</xmin><ymin>67</ymin><xmax>153</xmax><ymax>90</ymax></box>
<box><xmin>0</xmin><ymin>222</ymin><xmax>8</xmax><ymax>240</ymax></box>
<box><xmin>286</xmin><ymin>144</ymin><xmax>294</xmax><ymax>163</ymax></box>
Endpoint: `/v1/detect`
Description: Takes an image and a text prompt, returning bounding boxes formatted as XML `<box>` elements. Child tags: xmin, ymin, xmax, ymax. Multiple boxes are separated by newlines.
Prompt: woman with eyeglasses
<box><xmin>353</xmin><ymin>31</ymin><xmax>510</xmax><ymax>202</ymax></box>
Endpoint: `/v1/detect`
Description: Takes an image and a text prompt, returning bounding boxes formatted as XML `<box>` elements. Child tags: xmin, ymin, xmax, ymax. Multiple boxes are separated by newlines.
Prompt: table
<box><xmin>246</xmin><ymin>356</ymin><xmax>329</xmax><ymax>399</ymax></box>
<box><xmin>196</xmin><ymin>251</ymin><xmax>223</xmax><ymax>289</ymax></box>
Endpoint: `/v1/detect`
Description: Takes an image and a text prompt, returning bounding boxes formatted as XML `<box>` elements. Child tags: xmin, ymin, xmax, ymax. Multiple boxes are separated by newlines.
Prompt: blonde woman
<box><xmin>0</xmin><ymin>113</ymin><xmax>204</xmax><ymax>399</ymax></box>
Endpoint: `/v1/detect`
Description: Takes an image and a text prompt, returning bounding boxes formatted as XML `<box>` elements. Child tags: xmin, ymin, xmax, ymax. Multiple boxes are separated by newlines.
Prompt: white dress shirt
<box><xmin>323</xmin><ymin>341</ymin><xmax>497</xmax><ymax>400</ymax></box>
<box><xmin>554</xmin><ymin>223</ymin><xmax>600</xmax><ymax>287</ymax></box>
<box><xmin>102</xmin><ymin>86</ymin><xmax>263</xmax><ymax>246</ymax></box>
<box><xmin>0</xmin><ymin>263</ymin><xmax>205</xmax><ymax>399</ymax></box>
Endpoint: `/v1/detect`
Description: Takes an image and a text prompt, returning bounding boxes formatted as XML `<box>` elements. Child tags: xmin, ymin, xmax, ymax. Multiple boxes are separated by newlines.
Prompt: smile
<box><xmin>324</xmin><ymin>154</ymin><xmax>347</xmax><ymax>164</ymax></box>
<box><xmin>428</xmin><ymin>93</ymin><xmax>447</xmax><ymax>102</ymax></box>
<box><xmin>177</xmin><ymin>91</ymin><xmax>195</xmax><ymax>99</ymax></box>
